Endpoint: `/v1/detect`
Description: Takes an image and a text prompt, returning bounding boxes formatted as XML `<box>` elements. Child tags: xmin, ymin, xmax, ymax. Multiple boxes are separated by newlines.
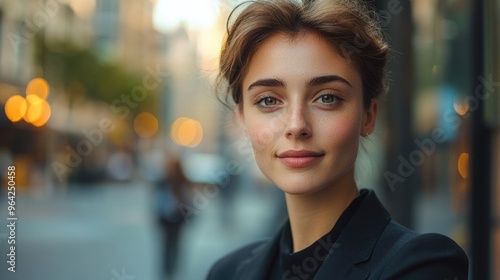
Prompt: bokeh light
<box><xmin>134</xmin><ymin>112</ymin><xmax>159</xmax><ymax>138</ymax></box>
<box><xmin>170</xmin><ymin>117</ymin><xmax>203</xmax><ymax>148</ymax></box>
<box><xmin>454</xmin><ymin>100</ymin><xmax>469</xmax><ymax>116</ymax></box>
<box><xmin>4</xmin><ymin>95</ymin><xmax>28</xmax><ymax>122</ymax></box>
<box><xmin>458</xmin><ymin>152</ymin><xmax>469</xmax><ymax>179</ymax></box>
<box><xmin>30</xmin><ymin>100</ymin><xmax>51</xmax><ymax>127</ymax></box>
<box><xmin>4</xmin><ymin>79</ymin><xmax>52</xmax><ymax>126</ymax></box>
<box><xmin>26</xmin><ymin>78</ymin><xmax>50</xmax><ymax>99</ymax></box>
<box><xmin>24</xmin><ymin>94</ymin><xmax>45</xmax><ymax>123</ymax></box>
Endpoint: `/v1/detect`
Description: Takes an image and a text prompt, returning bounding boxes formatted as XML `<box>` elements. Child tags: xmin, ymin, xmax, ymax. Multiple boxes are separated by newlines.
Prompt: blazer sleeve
<box><xmin>379</xmin><ymin>233</ymin><xmax>468</xmax><ymax>280</ymax></box>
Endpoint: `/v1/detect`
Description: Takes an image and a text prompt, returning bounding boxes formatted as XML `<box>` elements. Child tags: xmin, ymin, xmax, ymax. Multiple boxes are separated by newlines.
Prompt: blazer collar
<box><xmin>315</xmin><ymin>189</ymin><xmax>391</xmax><ymax>279</ymax></box>
<box><xmin>235</xmin><ymin>227</ymin><xmax>282</xmax><ymax>280</ymax></box>
<box><xmin>235</xmin><ymin>189</ymin><xmax>390</xmax><ymax>280</ymax></box>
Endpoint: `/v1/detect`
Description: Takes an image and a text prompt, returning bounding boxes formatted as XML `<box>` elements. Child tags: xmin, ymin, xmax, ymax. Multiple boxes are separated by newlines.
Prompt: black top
<box><xmin>207</xmin><ymin>189</ymin><xmax>468</xmax><ymax>280</ymax></box>
<box><xmin>267</xmin><ymin>190</ymin><xmax>366</xmax><ymax>280</ymax></box>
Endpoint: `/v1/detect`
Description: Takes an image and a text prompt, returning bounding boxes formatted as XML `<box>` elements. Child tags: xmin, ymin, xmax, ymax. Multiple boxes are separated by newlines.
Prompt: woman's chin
<box><xmin>274</xmin><ymin>181</ymin><xmax>326</xmax><ymax>196</ymax></box>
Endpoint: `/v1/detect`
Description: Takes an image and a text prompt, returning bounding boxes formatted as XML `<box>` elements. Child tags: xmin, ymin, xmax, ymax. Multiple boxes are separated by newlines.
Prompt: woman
<box><xmin>207</xmin><ymin>0</ymin><xmax>468</xmax><ymax>279</ymax></box>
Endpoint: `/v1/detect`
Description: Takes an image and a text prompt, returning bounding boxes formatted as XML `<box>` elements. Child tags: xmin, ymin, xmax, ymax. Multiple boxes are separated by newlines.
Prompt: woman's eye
<box><xmin>315</xmin><ymin>93</ymin><xmax>340</xmax><ymax>105</ymax></box>
<box><xmin>256</xmin><ymin>96</ymin><xmax>280</xmax><ymax>107</ymax></box>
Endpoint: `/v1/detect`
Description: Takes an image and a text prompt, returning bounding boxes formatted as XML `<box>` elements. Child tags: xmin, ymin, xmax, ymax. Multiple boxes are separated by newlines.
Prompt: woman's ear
<box><xmin>361</xmin><ymin>99</ymin><xmax>378</xmax><ymax>137</ymax></box>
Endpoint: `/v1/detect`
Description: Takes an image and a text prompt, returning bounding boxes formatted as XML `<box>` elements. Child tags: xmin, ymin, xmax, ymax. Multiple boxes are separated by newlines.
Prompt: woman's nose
<box><xmin>284</xmin><ymin>105</ymin><xmax>312</xmax><ymax>139</ymax></box>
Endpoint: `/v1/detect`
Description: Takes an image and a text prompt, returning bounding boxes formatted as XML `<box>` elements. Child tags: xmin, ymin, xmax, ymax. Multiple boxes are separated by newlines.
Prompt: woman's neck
<box><xmin>285</xmin><ymin>171</ymin><xmax>359</xmax><ymax>253</ymax></box>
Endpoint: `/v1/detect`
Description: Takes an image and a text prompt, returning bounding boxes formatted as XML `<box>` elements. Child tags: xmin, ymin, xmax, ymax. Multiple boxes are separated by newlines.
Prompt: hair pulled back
<box><xmin>218</xmin><ymin>0</ymin><xmax>389</xmax><ymax>109</ymax></box>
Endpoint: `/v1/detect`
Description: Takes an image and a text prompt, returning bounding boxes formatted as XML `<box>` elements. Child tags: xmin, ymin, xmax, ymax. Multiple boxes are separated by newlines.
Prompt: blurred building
<box><xmin>0</xmin><ymin>0</ymin><xmax>166</xmax><ymax>190</ymax></box>
<box><xmin>94</xmin><ymin>0</ymin><xmax>164</xmax><ymax>71</ymax></box>
<box><xmin>151</xmin><ymin>0</ymin><xmax>231</xmax><ymax>157</ymax></box>
<box><xmin>0</xmin><ymin>0</ymin><xmax>39</xmax><ymax>84</ymax></box>
<box><xmin>372</xmin><ymin>0</ymin><xmax>499</xmax><ymax>279</ymax></box>
<box><xmin>0</xmin><ymin>0</ymin><xmax>87</xmax><ymax>190</ymax></box>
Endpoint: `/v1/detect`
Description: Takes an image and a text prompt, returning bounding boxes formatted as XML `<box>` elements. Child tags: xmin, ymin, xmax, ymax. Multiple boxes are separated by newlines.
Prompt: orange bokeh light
<box><xmin>24</xmin><ymin>95</ymin><xmax>45</xmax><ymax>123</ymax></box>
<box><xmin>30</xmin><ymin>100</ymin><xmax>51</xmax><ymax>127</ymax></box>
<box><xmin>4</xmin><ymin>78</ymin><xmax>52</xmax><ymax>126</ymax></box>
<box><xmin>134</xmin><ymin>112</ymin><xmax>159</xmax><ymax>138</ymax></box>
<box><xmin>170</xmin><ymin>117</ymin><xmax>203</xmax><ymax>148</ymax></box>
<box><xmin>458</xmin><ymin>153</ymin><xmax>469</xmax><ymax>179</ymax></box>
<box><xmin>4</xmin><ymin>95</ymin><xmax>28</xmax><ymax>122</ymax></box>
<box><xmin>454</xmin><ymin>101</ymin><xmax>468</xmax><ymax>116</ymax></box>
<box><xmin>26</xmin><ymin>78</ymin><xmax>50</xmax><ymax>99</ymax></box>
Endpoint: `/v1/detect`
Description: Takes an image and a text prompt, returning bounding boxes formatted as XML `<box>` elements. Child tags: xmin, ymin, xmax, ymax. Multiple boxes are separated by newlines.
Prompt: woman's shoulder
<box><xmin>206</xmin><ymin>239</ymin><xmax>269</xmax><ymax>280</ymax></box>
<box><xmin>372</xmin><ymin>220</ymin><xmax>469</xmax><ymax>279</ymax></box>
<box><xmin>381</xmin><ymin>220</ymin><xmax>467</xmax><ymax>256</ymax></box>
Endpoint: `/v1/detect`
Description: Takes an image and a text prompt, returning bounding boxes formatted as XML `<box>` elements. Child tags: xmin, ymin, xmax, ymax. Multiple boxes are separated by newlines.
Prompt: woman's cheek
<box><xmin>246</xmin><ymin>115</ymin><xmax>281</xmax><ymax>150</ymax></box>
<box><xmin>325</xmin><ymin>115</ymin><xmax>361</xmax><ymax>146</ymax></box>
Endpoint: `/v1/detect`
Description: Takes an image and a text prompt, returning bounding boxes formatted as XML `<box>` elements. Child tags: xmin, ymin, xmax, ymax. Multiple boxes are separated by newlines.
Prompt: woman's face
<box><xmin>239</xmin><ymin>32</ymin><xmax>377</xmax><ymax>195</ymax></box>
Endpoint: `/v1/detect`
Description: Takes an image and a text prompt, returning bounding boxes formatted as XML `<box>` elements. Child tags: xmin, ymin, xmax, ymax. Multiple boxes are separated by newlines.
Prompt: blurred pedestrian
<box><xmin>207</xmin><ymin>0</ymin><xmax>468</xmax><ymax>279</ymax></box>
<box><xmin>155</xmin><ymin>156</ymin><xmax>190</xmax><ymax>278</ymax></box>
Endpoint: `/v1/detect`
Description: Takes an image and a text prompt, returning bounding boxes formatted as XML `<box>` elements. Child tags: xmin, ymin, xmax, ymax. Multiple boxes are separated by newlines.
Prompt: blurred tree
<box><xmin>34</xmin><ymin>35</ymin><xmax>157</xmax><ymax>112</ymax></box>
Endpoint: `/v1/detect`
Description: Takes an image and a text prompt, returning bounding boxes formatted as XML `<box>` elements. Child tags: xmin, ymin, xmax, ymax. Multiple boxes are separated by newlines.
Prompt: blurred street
<box><xmin>0</xmin><ymin>0</ymin><xmax>498</xmax><ymax>278</ymax></box>
<box><xmin>0</xmin><ymin>182</ymin><xmax>283</xmax><ymax>280</ymax></box>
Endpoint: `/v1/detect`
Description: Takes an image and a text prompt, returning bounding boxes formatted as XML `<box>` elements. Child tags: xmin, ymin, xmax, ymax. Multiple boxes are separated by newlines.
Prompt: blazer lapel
<box><xmin>314</xmin><ymin>190</ymin><xmax>391</xmax><ymax>279</ymax></box>
<box><xmin>233</xmin><ymin>190</ymin><xmax>391</xmax><ymax>280</ymax></box>
<box><xmin>235</xmin><ymin>229</ymin><xmax>281</xmax><ymax>280</ymax></box>
<box><xmin>314</xmin><ymin>246</ymin><xmax>369</xmax><ymax>279</ymax></box>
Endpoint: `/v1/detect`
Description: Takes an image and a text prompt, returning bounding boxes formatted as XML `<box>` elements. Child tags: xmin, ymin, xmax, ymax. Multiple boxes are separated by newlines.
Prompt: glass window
<box><xmin>411</xmin><ymin>0</ymin><xmax>472</xmax><ymax>251</ymax></box>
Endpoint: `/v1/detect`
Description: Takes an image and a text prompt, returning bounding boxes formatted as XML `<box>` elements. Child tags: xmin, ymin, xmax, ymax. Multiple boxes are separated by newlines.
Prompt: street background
<box><xmin>0</xmin><ymin>0</ymin><xmax>499</xmax><ymax>279</ymax></box>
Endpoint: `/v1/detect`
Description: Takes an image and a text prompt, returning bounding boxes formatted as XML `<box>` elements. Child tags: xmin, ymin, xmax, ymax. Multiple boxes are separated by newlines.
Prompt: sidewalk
<box><xmin>0</xmin><ymin>182</ymin><xmax>283</xmax><ymax>280</ymax></box>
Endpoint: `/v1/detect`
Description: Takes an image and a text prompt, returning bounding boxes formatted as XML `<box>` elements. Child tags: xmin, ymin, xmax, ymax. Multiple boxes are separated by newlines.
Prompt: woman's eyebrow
<box><xmin>247</xmin><ymin>78</ymin><xmax>286</xmax><ymax>90</ymax></box>
<box><xmin>308</xmin><ymin>75</ymin><xmax>352</xmax><ymax>88</ymax></box>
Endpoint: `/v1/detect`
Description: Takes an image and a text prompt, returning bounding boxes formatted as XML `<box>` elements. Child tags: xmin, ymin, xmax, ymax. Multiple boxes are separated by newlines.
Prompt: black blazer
<box><xmin>207</xmin><ymin>190</ymin><xmax>468</xmax><ymax>279</ymax></box>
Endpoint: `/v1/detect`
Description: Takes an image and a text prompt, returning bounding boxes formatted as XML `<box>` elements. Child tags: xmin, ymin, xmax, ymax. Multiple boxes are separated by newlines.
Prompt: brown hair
<box><xmin>217</xmin><ymin>0</ymin><xmax>389</xmax><ymax>109</ymax></box>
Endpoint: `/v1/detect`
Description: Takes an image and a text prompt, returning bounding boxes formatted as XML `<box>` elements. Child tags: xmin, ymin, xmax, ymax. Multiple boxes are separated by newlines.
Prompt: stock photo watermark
<box><xmin>178</xmin><ymin>156</ymin><xmax>248</xmax><ymax>224</ymax></box>
<box><xmin>7</xmin><ymin>0</ymin><xmax>60</xmax><ymax>53</ymax></box>
<box><xmin>110</xmin><ymin>267</ymin><xmax>136</xmax><ymax>280</ymax></box>
<box><xmin>336</xmin><ymin>0</ymin><xmax>403</xmax><ymax>60</ymax></box>
<box><xmin>377</xmin><ymin>0</ymin><xmax>404</xmax><ymax>27</ymax></box>
<box><xmin>4</xmin><ymin>166</ymin><xmax>17</xmax><ymax>273</ymax></box>
<box><xmin>177</xmin><ymin>107</ymin><xmax>290</xmax><ymax>224</ymax></box>
<box><xmin>282</xmin><ymin>240</ymin><xmax>340</xmax><ymax>280</ymax></box>
<box><xmin>384</xmin><ymin>74</ymin><xmax>500</xmax><ymax>192</ymax></box>
<box><xmin>51</xmin><ymin>65</ymin><xmax>169</xmax><ymax>182</ymax></box>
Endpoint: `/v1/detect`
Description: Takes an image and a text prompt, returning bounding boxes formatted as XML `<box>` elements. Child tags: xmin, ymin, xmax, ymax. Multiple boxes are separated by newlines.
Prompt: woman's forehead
<box><xmin>242</xmin><ymin>32</ymin><xmax>362</xmax><ymax>90</ymax></box>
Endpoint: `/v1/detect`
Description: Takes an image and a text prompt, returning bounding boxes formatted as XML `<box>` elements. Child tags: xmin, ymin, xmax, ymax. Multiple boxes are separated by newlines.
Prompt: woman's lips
<box><xmin>277</xmin><ymin>150</ymin><xmax>324</xmax><ymax>168</ymax></box>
